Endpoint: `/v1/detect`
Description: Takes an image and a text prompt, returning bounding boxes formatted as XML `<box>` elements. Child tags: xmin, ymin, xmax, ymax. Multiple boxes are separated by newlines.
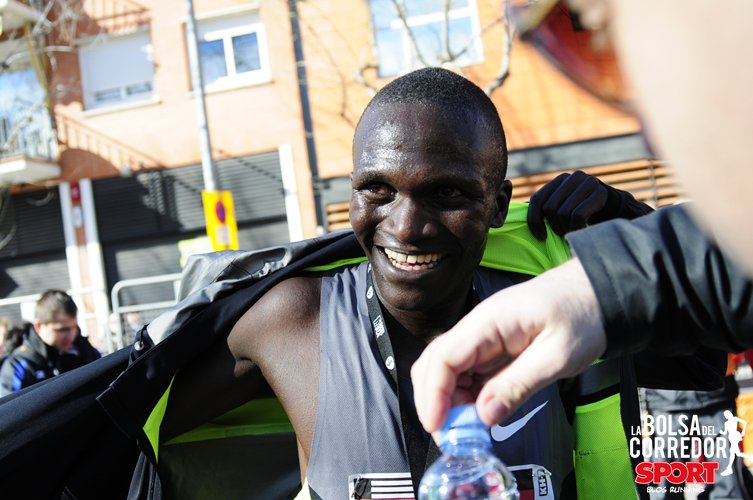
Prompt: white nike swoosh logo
<box><xmin>490</xmin><ymin>401</ymin><xmax>548</xmax><ymax>442</ymax></box>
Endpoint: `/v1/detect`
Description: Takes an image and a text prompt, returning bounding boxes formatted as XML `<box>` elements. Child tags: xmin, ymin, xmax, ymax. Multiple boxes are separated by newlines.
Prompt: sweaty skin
<box><xmin>162</xmin><ymin>101</ymin><xmax>511</xmax><ymax>480</ymax></box>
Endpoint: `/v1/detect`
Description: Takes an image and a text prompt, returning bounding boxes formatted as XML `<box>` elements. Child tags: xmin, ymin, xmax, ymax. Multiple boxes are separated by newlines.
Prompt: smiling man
<box><xmin>160</xmin><ymin>67</ymin><xmax>650</xmax><ymax>499</ymax></box>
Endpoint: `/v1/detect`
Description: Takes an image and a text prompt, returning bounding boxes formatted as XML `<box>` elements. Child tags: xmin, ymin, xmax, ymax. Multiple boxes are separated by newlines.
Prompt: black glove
<box><xmin>527</xmin><ymin>170</ymin><xmax>654</xmax><ymax>240</ymax></box>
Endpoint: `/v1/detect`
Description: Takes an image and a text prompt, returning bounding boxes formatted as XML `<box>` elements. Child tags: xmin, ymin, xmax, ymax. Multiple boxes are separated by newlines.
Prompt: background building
<box><xmin>0</xmin><ymin>0</ymin><xmax>681</xmax><ymax>350</ymax></box>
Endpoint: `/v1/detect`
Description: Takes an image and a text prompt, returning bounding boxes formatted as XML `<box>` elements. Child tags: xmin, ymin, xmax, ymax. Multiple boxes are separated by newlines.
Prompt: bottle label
<box><xmin>348</xmin><ymin>472</ymin><xmax>415</xmax><ymax>499</ymax></box>
<box><xmin>508</xmin><ymin>464</ymin><xmax>555</xmax><ymax>500</ymax></box>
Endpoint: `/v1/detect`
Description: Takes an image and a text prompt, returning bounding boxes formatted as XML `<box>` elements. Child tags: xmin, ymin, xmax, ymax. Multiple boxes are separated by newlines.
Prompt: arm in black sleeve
<box><xmin>565</xmin><ymin>204</ymin><xmax>753</xmax><ymax>357</ymax></box>
<box><xmin>633</xmin><ymin>348</ymin><xmax>727</xmax><ymax>391</ymax></box>
<box><xmin>527</xmin><ymin>171</ymin><xmax>654</xmax><ymax>239</ymax></box>
<box><xmin>588</xmin><ymin>178</ymin><xmax>654</xmax><ymax>223</ymax></box>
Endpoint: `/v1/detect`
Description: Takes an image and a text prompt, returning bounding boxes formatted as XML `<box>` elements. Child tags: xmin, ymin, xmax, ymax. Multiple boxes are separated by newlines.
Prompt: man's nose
<box><xmin>385</xmin><ymin>196</ymin><xmax>438</xmax><ymax>242</ymax></box>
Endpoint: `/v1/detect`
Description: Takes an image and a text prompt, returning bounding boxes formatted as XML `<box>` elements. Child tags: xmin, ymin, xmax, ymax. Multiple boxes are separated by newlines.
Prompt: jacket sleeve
<box><xmin>0</xmin><ymin>355</ymin><xmax>34</xmax><ymax>396</ymax></box>
<box><xmin>633</xmin><ymin>348</ymin><xmax>726</xmax><ymax>391</ymax></box>
<box><xmin>566</xmin><ymin>204</ymin><xmax>753</xmax><ymax>357</ymax></box>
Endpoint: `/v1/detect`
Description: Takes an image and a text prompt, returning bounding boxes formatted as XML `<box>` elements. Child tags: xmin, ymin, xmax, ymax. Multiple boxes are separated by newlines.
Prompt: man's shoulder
<box><xmin>229</xmin><ymin>274</ymin><xmax>322</xmax><ymax>362</ymax></box>
<box><xmin>267</xmin><ymin>260</ymin><xmax>365</xmax><ymax>300</ymax></box>
<box><xmin>267</xmin><ymin>275</ymin><xmax>323</xmax><ymax>308</ymax></box>
<box><xmin>9</xmin><ymin>343</ymin><xmax>36</xmax><ymax>362</ymax></box>
<box><xmin>245</xmin><ymin>275</ymin><xmax>323</xmax><ymax>330</ymax></box>
<box><xmin>230</xmin><ymin>261</ymin><xmax>364</xmax><ymax>350</ymax></box>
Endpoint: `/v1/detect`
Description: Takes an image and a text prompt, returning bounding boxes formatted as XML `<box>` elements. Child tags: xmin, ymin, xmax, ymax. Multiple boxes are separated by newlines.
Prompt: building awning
<box><xmin>0</xmin><ymin>156</ymin><xmax>60</xmax><ymax>186</ymax></box>
<box><xmin>0</xmin><ymin>0</ymin><xmax>41</xmax><ymax>34</ymax></box>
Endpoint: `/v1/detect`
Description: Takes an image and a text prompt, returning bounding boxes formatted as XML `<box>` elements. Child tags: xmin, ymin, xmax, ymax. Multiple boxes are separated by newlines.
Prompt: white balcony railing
<box><xmin>0</xmin><ymin>113</ymin><xmax>57</xmax><ymax>162</ymax></box>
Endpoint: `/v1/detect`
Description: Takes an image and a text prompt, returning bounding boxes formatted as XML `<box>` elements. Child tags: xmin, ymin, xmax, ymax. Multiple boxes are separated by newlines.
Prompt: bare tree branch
<box><xmin>484</xmin><ymin>0</ymin><xmax>514</xmax><ymax>96</ymax></box>
<box><xmin>0</xmin><ymin>223</ymin><xmax>17</xmax><ymax>252</ymax></box>
<box><xmin>346</xmin><ymin>0</ymin><xmax>514</xmax><ymax>103</ymax></box>
<box><xmin>2</xmin><ymin>45</ymin><xmax>77</xmax><ymax>70</ymax></box>
<box><xmin>448</xmin><ymin>13</ymin><xmax>505</xmax><ymax>63</ymax></box>
<box><xmin>388</xmin><ymin>0</ymin><xmax>431</xmax><ymax>68</ymax></box>
<box><xmin>441</xmin><ymin>0</ymin><xmax>452</xmax><ymax>63</ymax></box>
<box><xmin>294</xmin><ymin>4</ymin><xmax>356</xmax><ymax>125</ymax></box>
<box><xmin>354</xmin><ymin>63</ymin><xmax>379</xmax><ymax>96</ymax></box>
<box><xmin>0</xmin><ymin>99</ymin><xmax>46</xmax><ymax>153</ymax></box>
<box><xmin>0</xmin><ymin>187</ymin><xmax>15</xmax><ymax>251</ymax></box>
<box><xmin>355</xmin><ymin>0</ymin><xmax>381</xmax><ymax>95</ymax></box>
<box><xmin>0</xmin><ymin>0</ymin><xmax>56</xmax><ymax>70</ymax></box>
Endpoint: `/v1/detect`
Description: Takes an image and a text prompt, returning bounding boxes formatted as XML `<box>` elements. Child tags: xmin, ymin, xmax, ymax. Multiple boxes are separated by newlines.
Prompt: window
<box><xmin>0</xmin><ymin>64</ymin><xmax>56</xmax><ymax>160</ymax></box>
<box><xmin>79</xmin><ymin>30</ymin><xmax>155</xmax><ymax>110</ymax></box>
<box><xmin>193</xmin><ymin>10</ymin><xmax>270</xmax><ymax>92</ymax></box>
<box><xmin>370</xmin><ymin>0</ymin><xmax>484</xmax><ymax>77</ymax></box>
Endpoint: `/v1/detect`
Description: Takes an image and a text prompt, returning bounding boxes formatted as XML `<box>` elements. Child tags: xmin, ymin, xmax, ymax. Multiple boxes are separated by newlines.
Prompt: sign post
<box><xmin>187</xmin><ymin>0</ymin><xmax>238</xmax><ymax>252</ymax></box>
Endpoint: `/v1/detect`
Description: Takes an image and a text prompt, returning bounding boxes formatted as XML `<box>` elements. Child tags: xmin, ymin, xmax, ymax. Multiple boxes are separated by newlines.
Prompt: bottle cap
<box><xmin>439</xmin><ymin>404</ymin><xmax>490</xmax><ymax>446</ymax></box>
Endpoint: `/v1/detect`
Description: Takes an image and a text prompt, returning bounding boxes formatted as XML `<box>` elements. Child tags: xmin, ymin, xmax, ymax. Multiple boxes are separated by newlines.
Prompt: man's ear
<box><xmin>33</xmin><ymin>321</ymin><xmax>42</xmax><ymax>334</ymax></box>
<box><xmin>490</xmin><ymin>180</ymin><xmax>513</xmax><ymax>228</ymax></box>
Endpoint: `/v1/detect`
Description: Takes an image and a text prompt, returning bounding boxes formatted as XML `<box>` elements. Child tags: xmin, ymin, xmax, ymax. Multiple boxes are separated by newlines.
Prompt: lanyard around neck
<box><xmin>364</xmin><ymin>265</ymin><xmax>441</xmax><ymax>495</ymax></box>
<box><xmin>365</xmin><ymin>265</ymin><xmax>399</xmax><ymax>385</ymax></box>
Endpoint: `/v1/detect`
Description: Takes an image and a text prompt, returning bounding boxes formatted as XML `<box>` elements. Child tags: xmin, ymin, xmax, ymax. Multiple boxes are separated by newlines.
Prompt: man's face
<box><xmin>35</xmin><ymin>313</ymin><xmax>78</xmax><ymax>352</ymax></box>
<box><xmin>350</xmin><ymin>102</ymin><xmax>510</xmax><ymax>314</ymax></box>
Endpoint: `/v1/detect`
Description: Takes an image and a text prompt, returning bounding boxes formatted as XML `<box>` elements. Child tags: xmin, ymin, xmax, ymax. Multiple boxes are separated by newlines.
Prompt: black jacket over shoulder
<box><xmin>567</xmin><ymin>204</ymin><xmax>753</xmax><ymax>357</ymax></box>
<box><xmin>0</xmin><ymin>230</ymin><xmax>362</xmax><ymax>500</ymax></box>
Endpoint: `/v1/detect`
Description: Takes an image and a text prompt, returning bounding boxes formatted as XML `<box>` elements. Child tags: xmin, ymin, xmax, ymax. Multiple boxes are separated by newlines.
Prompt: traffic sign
<box><xmin>202</xmin><ymin>190</ymin><xmax>239</xmax><ymax>251</ymax></box>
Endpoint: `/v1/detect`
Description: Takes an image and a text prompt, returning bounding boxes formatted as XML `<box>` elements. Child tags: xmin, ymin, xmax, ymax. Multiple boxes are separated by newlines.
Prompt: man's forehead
<box><xmin>355</xmin><ymin>103</ymin><xmax>485</xmax><ymax>163</ymax></box>
<box><xmin>44</xmin><ymin>314</ymin><xmax>77</xmax><ymax>326</ymax></box>
<box><xmin>356</xmin><ymin>140</ymin><xmax>475</xmax><ymax>168</ymax></box>
<box><xmin>357</xmin><ymin>101</ymin><xmax>472</xmax><ymax>132</ymax></box>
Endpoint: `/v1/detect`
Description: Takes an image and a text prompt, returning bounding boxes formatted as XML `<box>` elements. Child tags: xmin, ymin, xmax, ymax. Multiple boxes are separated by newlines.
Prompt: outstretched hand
<box><xmin>411</xmin><ymin>258</ymin><xmax>607</xmax><ymax>431</ymax></box>
<box><xmin>527</xmin><ymin>171</ymin><xmax>653</xmax><ymax>240</ymax></box>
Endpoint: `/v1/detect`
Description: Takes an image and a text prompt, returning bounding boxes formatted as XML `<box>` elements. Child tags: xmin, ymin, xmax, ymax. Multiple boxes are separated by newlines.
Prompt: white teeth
<box><xmin>383</xmin><ymin>248</ymin><xmax>442</xmax><ymax>270</ymax></box>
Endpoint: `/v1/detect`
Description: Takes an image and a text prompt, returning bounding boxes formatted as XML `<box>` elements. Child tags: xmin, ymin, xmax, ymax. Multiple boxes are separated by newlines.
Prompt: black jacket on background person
<box><xmin>0</xmin><ymin>327</ymin><xmax>101</xmax><ymax>397</ymax></box>
<box><xmin>0</xmin><ymin>328</ymin><xmax>58</xmax><ymax>396</ymax></box>
<box><xmin>567</xmin><ymin>203</ymin><xmax>753</xmax><ymax>357</ymax></box>
<box><xmin>58</xmin><ymin>331</ymin><xmax>102</xmax><ymax>373</ymax></box>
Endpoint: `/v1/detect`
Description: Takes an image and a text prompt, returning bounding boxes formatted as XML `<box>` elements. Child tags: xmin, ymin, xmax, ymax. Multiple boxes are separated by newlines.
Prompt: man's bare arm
<box><xmin>160</xmin><ymin>276</ymin><xmax>321</xmax><ymax>444</ymax></box>
<box><xmin>160</xmin><ymin>332</ymin><xmax>269</xmax><ymax>442</ymax></box>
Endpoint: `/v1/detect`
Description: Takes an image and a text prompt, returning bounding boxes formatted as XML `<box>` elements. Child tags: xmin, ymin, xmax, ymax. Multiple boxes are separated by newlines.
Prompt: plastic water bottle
<box><xmin>418</xmin><ymin>404</ymin><xmax>519</xmax><ymax>500</ymax></box>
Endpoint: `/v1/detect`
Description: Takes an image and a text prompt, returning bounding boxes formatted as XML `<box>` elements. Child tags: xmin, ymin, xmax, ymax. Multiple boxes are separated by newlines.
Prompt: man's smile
<box><xmin>383</xmin><ymin>247</ymin><xmax>444</xmax><ymax>271</ymax></box>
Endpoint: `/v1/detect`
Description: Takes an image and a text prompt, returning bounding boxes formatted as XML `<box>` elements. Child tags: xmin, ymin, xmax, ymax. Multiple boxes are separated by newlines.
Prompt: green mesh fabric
<box><xmin>164</xmin><ymin>397</ymin><xmax>294</xmax><ymax>446</ymax></box>
<box><xmin>573</xmin><ymin>394</ymin><xmax>638</xmax><ymax>499</ymax></box>
<box><xmin>481</xmin><ymin>202</ymin><xmax>572</xmax><ymax>275</ymax></box>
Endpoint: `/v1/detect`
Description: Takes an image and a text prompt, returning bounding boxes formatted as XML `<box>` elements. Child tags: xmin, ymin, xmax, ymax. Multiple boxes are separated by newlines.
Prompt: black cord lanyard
<box><xmin>365</xmin><ymin>266</ymin><xmax>441</xmax><ymax>494</ymax></box>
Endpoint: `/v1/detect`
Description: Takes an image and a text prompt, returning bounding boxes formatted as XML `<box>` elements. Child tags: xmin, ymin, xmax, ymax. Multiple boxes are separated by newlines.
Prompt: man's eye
<box><xmin>437</xmin><ymin>187</ymin><xmax>463</xmax><ymax>198</ymax></box>
<box><xmin>363</xmin><ymin>183</ymin><xmax>393</xmax><ymax>196</ymax></box>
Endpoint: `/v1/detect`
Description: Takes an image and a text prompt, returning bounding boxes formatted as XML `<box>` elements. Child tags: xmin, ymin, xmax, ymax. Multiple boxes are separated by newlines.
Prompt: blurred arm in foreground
<box><xmin>412</xmin><ymin>0</ymin><xmax>753</xmax><ymax>431</ymax></box>
<box><xmin>414</xmin><ymin>205</ymin><xmax>753</xmax><ymax>431</ymax></box>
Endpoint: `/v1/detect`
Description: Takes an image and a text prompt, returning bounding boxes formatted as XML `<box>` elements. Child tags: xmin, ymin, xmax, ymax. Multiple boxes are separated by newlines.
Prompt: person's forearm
<box><xmin>567</xmin><ymin>204</ymin><xmax>753</xmax><ymax>356</ymax></box>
